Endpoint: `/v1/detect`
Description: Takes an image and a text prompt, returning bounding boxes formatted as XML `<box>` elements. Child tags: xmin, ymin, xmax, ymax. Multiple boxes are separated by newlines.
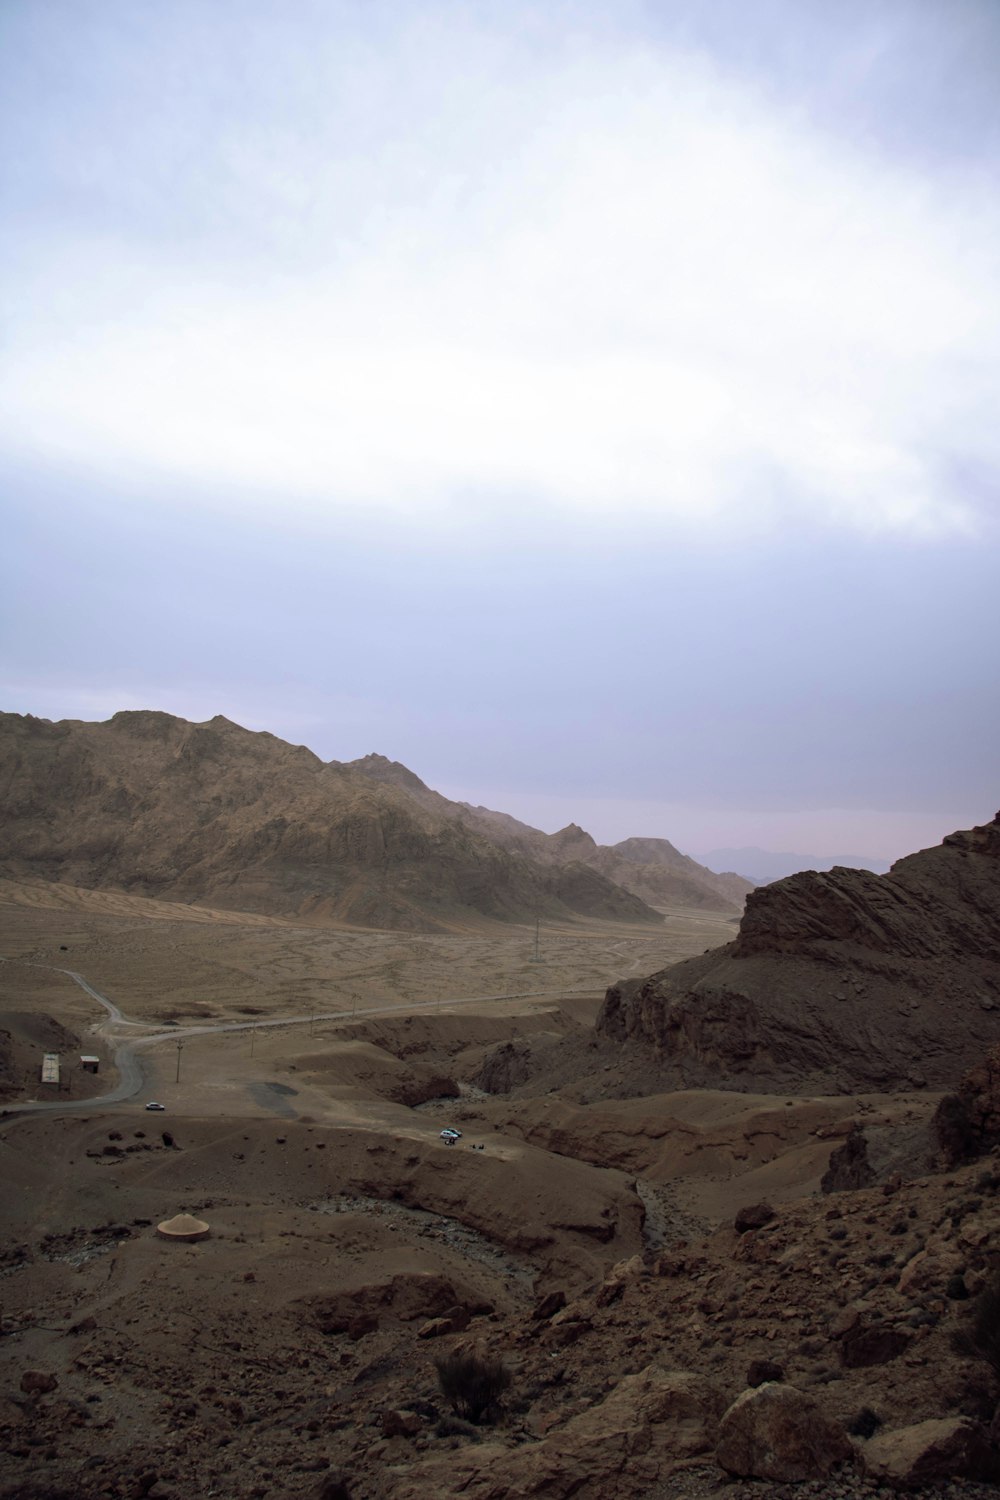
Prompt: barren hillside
<box><xmin>597</xmin><ymin>811</ymin><xmax>1000</xmax><ymax>1093</ymax></box>
<box><xmin>0</xmin><ymin>711</ymin><xmax>663</xmax><ymax>932</ymax></box>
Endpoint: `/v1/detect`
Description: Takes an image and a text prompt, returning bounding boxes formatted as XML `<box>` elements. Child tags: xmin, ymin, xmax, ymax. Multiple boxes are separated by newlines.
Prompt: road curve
<box><xmin>0</xmin><ymin>956</ymin><xmax>602</xmax><ymax>1123</ymax></box>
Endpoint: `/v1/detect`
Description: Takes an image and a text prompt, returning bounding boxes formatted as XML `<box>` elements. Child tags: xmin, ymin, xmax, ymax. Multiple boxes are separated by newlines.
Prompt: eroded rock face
<box><xmin>715</xmin><ymin>1382</ymin><xmax>852</xmax><ymax>1482</ymax></box>
<box><xmin>476</xmin><ymin>1040</ymin><xmax>534</xmax><ymax>1095</ymax></box>
<box><xmin>935</xmin><ymin>1044</ymin><xmax>1000</xmax><ymax>1164</ymax></box>
<box><xmin>596</xmin><ymin>813</ymin><xmax>1000</xmax><ymax>1093</ymax></box>
<box><xmin>300</xmin><ymin>1273</ymin><xmax>470</xmax><ymax>1331</ymax></box>
<box><xmin>391</xmin><ymin>1366</ymin><xmax>725</xmax><ymax>1500</ymax></box>
<box><xmin>822</xmin><ymin>1125</ymin><xmax>876</xmax><ymax>1193</ymax></box>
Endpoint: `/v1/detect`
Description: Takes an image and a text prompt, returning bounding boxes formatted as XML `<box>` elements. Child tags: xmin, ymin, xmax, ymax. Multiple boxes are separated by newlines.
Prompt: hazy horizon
<box><xmin>2</xmin><ymin>1</ymin><xmax>997</xmax><ymax>864</ymax></box>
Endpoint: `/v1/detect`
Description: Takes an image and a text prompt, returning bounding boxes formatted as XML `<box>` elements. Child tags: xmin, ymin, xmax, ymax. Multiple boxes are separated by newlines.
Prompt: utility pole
<box><xmin>250</xmin><ymin>1026</ymin><xmax>256</xmax><ymax>1057</ymax></box>
<box><xmin>531</xmin><ymin>913</ymin><xmax>543</xmax><ymax>963</ymax></box>
<box><xmin>175</xmin><ymin>1039</ymin><xmax>184</xmax><ymax>1084</ymax></box>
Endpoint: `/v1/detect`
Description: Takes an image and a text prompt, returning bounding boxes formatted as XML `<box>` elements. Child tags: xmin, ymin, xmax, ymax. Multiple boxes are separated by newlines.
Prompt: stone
<box><xmin>716</xmin><ymin>1382</ymin><xmax>852</xmax><ymax>1482</ymax></box>
<box><xmin>530</xmin><ymin>1290</ymin><xmax>567</xmax><ymax>1321</ymax></box>
<box><xmin>746</xmin><ymin>1359</ymin><xmax>784</xmax><ymax>1387</ymax></box>
<box><xmin>734</xmin><ymin>1202</ymin><xmax>776</xmax><ymax>1234</ymax></box>
<box><xmin>380</xmin><ymin>1409</ymin><xmax>421</xmax><ymax>1438</ymax></box>
<box><xmin>839</xmin><ymin>1319</ymin><xmax>911</xmax><ymax>1369</ymax></box>
<box><xmin>863</xmin><ymin>1416</ymin><xmax>1000</xmax><ymax>1486</ymax></box>
<box><xmin>417</xmin><ymin>1317</ymin><xmax>460</xmax><ymax>1339</ymax></box>
<box><xmin>896</xmin><ymin>1246</ymin><xmax>964</xmax><ymax>1297</ymax></box>
<box><xmin>20</xmin><ymin>1370</ymin><xmax>58</xmax><ymax>1396</ymax></box>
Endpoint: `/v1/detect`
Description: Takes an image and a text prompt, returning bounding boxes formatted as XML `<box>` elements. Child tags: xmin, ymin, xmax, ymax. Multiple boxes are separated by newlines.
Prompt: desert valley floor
<box><xmin>2</xmin><ymin>878</ymin><xmax>998</xmax><ymax>1500</ymax></box>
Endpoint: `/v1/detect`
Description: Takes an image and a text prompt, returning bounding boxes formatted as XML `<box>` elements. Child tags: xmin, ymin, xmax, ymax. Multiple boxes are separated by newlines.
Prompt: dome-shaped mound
<box><xmin>156</xmin><ymin>1213</ymin><xmax>210</xmax><ymax>1242</ymax></box>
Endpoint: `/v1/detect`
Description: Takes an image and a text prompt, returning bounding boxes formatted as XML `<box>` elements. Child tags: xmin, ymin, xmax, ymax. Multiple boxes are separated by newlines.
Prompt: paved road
<box><xmin>0</xmin><ymin>956</ymin><xmax>601</xmax><ymax>1122</ymax></box>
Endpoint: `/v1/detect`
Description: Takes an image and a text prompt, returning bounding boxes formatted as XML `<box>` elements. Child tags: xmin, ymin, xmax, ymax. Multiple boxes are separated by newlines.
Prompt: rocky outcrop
<box><xmin>596</xmin><ymin>814</ymin><xmax>1000</xmax><ymax>1092</ymax></box>
<box><xmin>390</xmin><ymin>1366</ymin><xmax>725</xmax><ymax>1499</ymax></box>
<box><xmin>475</xmin><ymin>1040</ymin><xmax>534</xmax><ymax>1095</ymax></box>
<box><xmin>822</xmin><ymin>1125</ymin><xmax>876</xmax><ymax>1193</ymax></box>
<box><xmin>299</xmin><ymin>1273</ymin><xmax>476</xmax><ymax>1331</ymax></box>
<box><xmin>935</xmin><ymin>1044</ymin><xmax>1000</xmax><ymax>1164</ymax></box>
<box><xmin>0</xmin><ymin>711</ymin><xmax>662</xmax><ymax>932</ymax></box>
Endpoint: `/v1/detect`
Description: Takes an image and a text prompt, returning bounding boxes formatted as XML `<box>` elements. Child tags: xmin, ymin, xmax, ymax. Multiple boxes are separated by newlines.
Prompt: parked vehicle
<box><xmin>440</xmin><ymin>1127</ymin><xmax>461</xmax><ymax>1143</ymax></box>
<box><xmin>145</xmin><ymin>1101</ymin><xmax>166</xmax><ymax>1111</ymax></box>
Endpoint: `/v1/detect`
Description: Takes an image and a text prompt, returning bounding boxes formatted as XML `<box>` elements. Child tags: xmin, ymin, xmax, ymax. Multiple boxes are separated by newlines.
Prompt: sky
<box><xmin>2</xmin><ymin>0</ymin><xmax>998</xmax><ymax>864</ymax></box>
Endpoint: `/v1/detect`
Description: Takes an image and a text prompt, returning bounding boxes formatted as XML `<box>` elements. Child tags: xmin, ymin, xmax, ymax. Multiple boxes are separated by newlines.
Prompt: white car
<box><xmin>145</xmin><ymin>1101</ymin><xmax>166</xmax><ymax>1111</ymax></box>
<box><xmin>440</xmin><ymin>1128</ymin><xmax>462</xmax><ymax>1143</ymax></box>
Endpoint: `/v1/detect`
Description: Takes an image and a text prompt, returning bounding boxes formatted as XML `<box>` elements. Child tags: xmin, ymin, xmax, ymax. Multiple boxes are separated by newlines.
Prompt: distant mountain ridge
<box><xmin>702</xmin><ymin>845</ymin><xmax>890</xmax><ymax>884</ymax></box>
<box><xmin>0</xmin><ymin>711</ymin><xmax>749</xmax><ymax>931</ymax></box>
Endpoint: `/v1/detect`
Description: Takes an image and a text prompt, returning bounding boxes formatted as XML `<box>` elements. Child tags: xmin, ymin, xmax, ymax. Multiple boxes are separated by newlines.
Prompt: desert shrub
<box><xmin>935</xmin><ymin>1093</ymin><xmax>977</xmax><ymax>1165</ymax></box>
<box><xmin>953</xmin><ymin>1267</ymin><xmax>1000</xmax><ymax>1379</ymax></box>
<box><xmin>848</xmin><ymin>1406</ymin><xmax>881</xmax><ymax>1438</ymax></box>
<box><xmin>434</xmin><ymin>1414</ymin><xmax>482</xmax><ymax>1441</ymax></box>
<box><xmin>434</xmin><ymin>1349</ymin><xmax>512</xmax><ymax>1425</ymax></box>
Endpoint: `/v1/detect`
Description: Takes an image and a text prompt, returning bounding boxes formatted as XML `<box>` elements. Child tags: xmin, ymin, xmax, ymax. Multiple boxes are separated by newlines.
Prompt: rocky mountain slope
<box><xmin>0</xmin><ymin>711</ymin><xmax>667</xmax><ymax>931</ymax></box>
<box><xmin>0</xmin><ymin>710</ymin><xmax>750</xmax><ymax>931</ymax></box>
<box><xmin>352</xmin><ymin>756</ymin><xmax>752</xmax><ymax>911</ymax></box>
<box><xmin>597</xmin><ymin>812</ymin><xmax>1000</xmax><ymax>1094</ymax></box>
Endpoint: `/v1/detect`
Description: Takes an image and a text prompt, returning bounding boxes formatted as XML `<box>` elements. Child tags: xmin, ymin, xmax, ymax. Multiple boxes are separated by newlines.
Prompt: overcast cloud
<box><xmin>1</xmin><ymin>1</ymin><xmax>997</xmax><ymax>862</ymax></box>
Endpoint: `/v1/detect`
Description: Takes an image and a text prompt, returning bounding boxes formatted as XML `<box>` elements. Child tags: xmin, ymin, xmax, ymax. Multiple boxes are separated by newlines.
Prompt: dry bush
<box><xmin>935</xmin><ymin>1094</ymin><xmax>978</xmax><ymax>1165</ymax></box>
<box><xmin>434</xmin><ymin>1349</ymin><xmax>512</xmax><ymax>1425</ymax></box>
<box><xmin>953</xmin><ymin>1267</ymin><xmax>1000</xmax><ymax>1380</ymax></box>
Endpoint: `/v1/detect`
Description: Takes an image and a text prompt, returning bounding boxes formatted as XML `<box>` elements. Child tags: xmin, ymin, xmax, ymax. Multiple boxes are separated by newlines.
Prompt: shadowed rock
<box><xmin>597</xmin><ymin>813</ymin><xmax>1000</xmax><ymax>1093</ymax></box>
<box><xmin>716</xmin><ymin>1383</ymin><xmax>852</xmax><ymax>1481</ymax></box>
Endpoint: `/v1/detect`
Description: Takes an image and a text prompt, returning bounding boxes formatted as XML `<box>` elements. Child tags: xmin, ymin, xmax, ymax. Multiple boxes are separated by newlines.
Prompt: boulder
<box><xmin>863</xmin><ymin>1416</ymin><xmax>1000</xmax><ymax>1486</ymax></box>
<box><xmin>716</xmin><ymin>1382</ymin><xmax>852</xmax><ymax>1482</ymax></box>
<box><xmin>897</xmin><ymin>1245</ymin><xmax>965</xmax><ymax>1297</ymax></box>
<box><xmin>746</xmin><ymin>1359</ymin><xmax>784</xmax><ymax>1387</ymax></box>
<box><xmin>20</xmin><ymin>1371</ymin><xmax>58</xmax><ymax>1396</ymax></box>
<box><xmin>734</xmin><ymin>1202</ymin><xmax>775</xmax><ymax>1234</ymax></box>
<box><xmin>418</xmin><ymin>1316</ymin><xmax>462</xmax><ymax>1339</ymax></box>
<box><xmin>530</xmin><ymin>1290</ymin><xmax>566</xmax><ymax>1321</ymax></box>
<box><xmin>380</xmin><ymin>1409</ymin><xmax>421</xmax><ymax>1438</ymax></box>
<box><xmin>839</xmin><ymin>1319</ymin><xmax>911</xmax><ymax>1369</ymax></box>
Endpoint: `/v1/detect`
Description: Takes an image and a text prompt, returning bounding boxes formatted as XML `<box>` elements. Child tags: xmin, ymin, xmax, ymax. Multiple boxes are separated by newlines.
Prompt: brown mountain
<box><xmin>453</xmin><ymin>812</ymin><xmax>751</xmax><ymax>914</ymax></box>
<box><xmin>597</xmin><ymin>811</ymin><xmax>1000</xmax><ymax>1093</ymax></box>
<box><xmin>0</xmin><ymin>710</ymin><xmax>664</xmax><ymax>932</ymax></box>
<box><xmin>587</xmin><ymin>834</ymin><xmax>753</xmax><ymax>911</ymax></box>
